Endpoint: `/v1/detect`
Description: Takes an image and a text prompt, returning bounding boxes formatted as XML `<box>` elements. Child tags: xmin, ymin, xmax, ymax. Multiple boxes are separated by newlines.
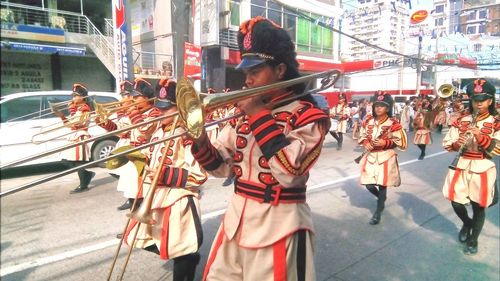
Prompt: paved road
<box><xmin>1</xmin><ymin>131</ymin><xmax>499</xmax><ymax>281</ymax></box>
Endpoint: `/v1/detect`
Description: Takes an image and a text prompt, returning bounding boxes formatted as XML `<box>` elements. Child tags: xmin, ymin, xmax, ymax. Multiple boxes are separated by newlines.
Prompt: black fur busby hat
<box><xmin>130</xmin><ymin>78</ymin><xmax>154</xmax><ymax>99</ymax></box>
<box><xmin>72</xmin><ymin>83</ymin><xmax>88</xmax><ymax>97</ymax></box>
<box><xmin>154</xmin><ymin>78</ymin><xmax>176</xmax><ymax>110</ymax></box>
<box><xmin>466</xmin><ymin>78</ymin><xmax>496</xmax><ymax>101</ymax></box>
<box><xmin>236</xmin><ymin>16</ymin><xmax>299</xmax><ymax>71</ymax></box>
<box><xmin>372</xmin><ymin>91</ymin><xmax>394</xmax><ymax>117</ymax></box>
<box><xmin>119</xmin><ymin>80</ymin><xmax>134</xmax><ymax>96</ymax></box>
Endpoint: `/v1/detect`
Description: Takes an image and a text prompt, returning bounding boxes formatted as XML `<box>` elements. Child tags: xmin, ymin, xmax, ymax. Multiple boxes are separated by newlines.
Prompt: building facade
<box><xmin>345</xmin><ymin>0</ymin><xmax>409</xmax><ymax>61</ymax></box>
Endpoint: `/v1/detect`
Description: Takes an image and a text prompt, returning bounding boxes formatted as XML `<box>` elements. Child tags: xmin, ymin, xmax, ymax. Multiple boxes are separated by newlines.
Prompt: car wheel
<box><xmin>92</xmin><ymin>139</ymin><xmax>117</xmax><ymax>168</ymax></box>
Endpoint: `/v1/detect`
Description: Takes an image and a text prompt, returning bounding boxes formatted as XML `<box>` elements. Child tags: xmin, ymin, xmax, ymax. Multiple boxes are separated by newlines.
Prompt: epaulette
<box><xmin>290</xmin><ymin>101</ymin><xmax>329</xmax><ymax>129</ymax></box>
<box><xmin>361</xmin><ymin>115</ymin><xmax>373</xmax><ymax>127</ymax></box>
<box><xmin>494</xmin><ymin>115</ymin><xmax>500</xmax><ymax>131</ymax></box>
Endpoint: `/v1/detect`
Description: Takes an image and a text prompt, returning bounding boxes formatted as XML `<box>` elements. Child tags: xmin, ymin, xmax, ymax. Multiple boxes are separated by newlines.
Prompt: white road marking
<box><xmin>0</xmin><ymin>151</ymin><xmax>448</xmax><ymax>276</ymax></box>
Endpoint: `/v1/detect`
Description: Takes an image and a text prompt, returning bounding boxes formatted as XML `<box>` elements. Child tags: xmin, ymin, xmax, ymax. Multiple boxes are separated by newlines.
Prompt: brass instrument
<box><xmin>93</xmin><ymin>97</ymin><xmax>157</xmax><ymax>124</ymax></box>
<box><xmin>449</xmin><ymin>111</ymin><xmax>477</xmax><ymax>170</ymax></box>
<box><xmin>1</xmin><ymin>70</ymin><xmax>341</xmax><ymax>194</ymax></box>
<box><xmin>4</xmin><ymin>96</ymin><xmax>91</xmax><ymax>123</ymax></box>
<box><xmin>177</xmin><ymin>69</ymin><xmax>340</xmax><ymax>139</ymax></box>
<box><xmin>30</xmin><ymin>101</ymin><xmax>91</xmax><ymax>144</ymax></box>
<box><xmin>437</xmin><ymin>84</ymin><xmax>455</xmax><ymax>99</ymax></box>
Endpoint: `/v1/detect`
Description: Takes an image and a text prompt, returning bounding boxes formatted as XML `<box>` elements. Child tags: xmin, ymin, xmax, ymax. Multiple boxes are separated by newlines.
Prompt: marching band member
<box><xmin>189</xmin><ymin>17</ymin><xmax>330</xmax><ymax>280</ymax></box>
<box><xmin>442</xmin><ymin>78</ymin><xmax>499</xmax><ymax>255</ymax></box>
<box><xmin>57</xmin><ymin>83</ymin><xmax>95</xmax><ymax>194</ymax></box>
<box><xmin>413</xmin><ymin>104</ymin><xmax>432</xmax><ymax>160</ymax></box>
<box><xmin>399</xmin><ymin>100</ymin><xmax>413</xmax><ymax>133</ymax></box>
<box><xmin>99</xmin><ymin>78</ymin><xmax>161</xmax><ymax>210</ymax></box>
<box><xmin>97</xmin><ymin>80</ymin><xmax>137</xmax><ymax>210</ymax></box>
<box><xmin>433</xmin><ymin>98</ymin><xmax>447</xmax><ymax>133</ymax></box>
<box><xmin>125</xmin><ymin>79</ymin><xmax>207</xmax><ymax>281</ymax></box>
<box><xmin>330</xmin><ymin>93</ymin><xmax>350</xmax><ymax>150</ymax></box>
<box><xmin>358</xmin><ymin>91</ymin><xmax>407</xmax><ymax>225</ymax></box>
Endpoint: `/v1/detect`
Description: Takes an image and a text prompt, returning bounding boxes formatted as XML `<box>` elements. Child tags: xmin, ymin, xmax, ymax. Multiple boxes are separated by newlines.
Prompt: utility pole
<box><xmin>171</xmin><ymin>0</ymin><xmax>190</xmax><ymax>80</ymax></box>
<box><xmin>415</xmin><ymin>28</ymin><xmax>423</xmax><ymax>96</ymax></box>
<box><xmin>433</xmin><ymin>35</ymin><xmax>439</xmax><ymax>95</ymax></box>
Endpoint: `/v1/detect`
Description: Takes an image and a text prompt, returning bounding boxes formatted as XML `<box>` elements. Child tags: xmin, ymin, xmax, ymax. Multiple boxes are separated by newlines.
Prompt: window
<box><xmin>467</xmin><ymin>10</ymin><xmax>477</xmax><ymax>21</ymax></box>
<box><xmin>297</xmin><ymin>17</ymin><xmax>311</xmax><ymax>52</ymax></box>
<box><xmin>251</xmin><ymin>0</ymin><xmax>266</xmax><ymax>18</ymax></box>
<box><xmin>474</xmin><ymin>43</ymin><xmax>482</xmax><ymax>52</ymax></box>
<box><xmin>467</xmin><ymin>25</ymin><xmax>476</xmax><ymax>34</ymax></box>
<box><xmin>1</xmin><ymin>96</ymin><xmax>42</xmax><ymax>123</ymax></box>
<box><xmin>435</xmin><ymin>18</ymin><xmax>444</xmax><ymax>26</ymax></box>
<box><xmin>267</xmin><ymin>2</ymin><xmax>282</xmax><ymax>25</ymax></box>
<box><xmin>435</xmin><ymin>4</ymin><xmax>444</xmax><ymax>13</ymax></box>
<box><xmin>230</xmin><ymin>0</ymin><xmax>241</xmax><ymax>26</ymax></box>
<box><xmin>479</xmin><ymin>10</ymin><xmax>487</xmax><ymax>19</ymax></box>
<box><xmin>322</xmin><ymin>26</ymin><xmax>333</xmax><ymax>54</ymax></box>
<box><xmin>284</xmin><ymin>13</ymin><xmax>296</xmax><ymax>42</ymax></box>
<box><xmin>479</xmin><ymin>24</ymin><xmax>486</xmax><ymax>33</ymax></box>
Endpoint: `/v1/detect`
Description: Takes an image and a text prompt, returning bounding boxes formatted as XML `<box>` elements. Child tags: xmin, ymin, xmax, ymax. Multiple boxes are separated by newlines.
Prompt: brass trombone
<box><xmin>0</xmin><ymin>70</ymin><xmax>341</xmax><ymax>195</ymax></box>
<box><xmin>437</xmin><ymin>84</ymin><xmax>455</xmax><ymax>99</ymax></box>
<box><xmin>3</xmin><ymin>96</ymin><xmax>92</xmax><ymax>123</ymax></box>
<box><xmin>30</xmin><ymin>98</ymin><xmax>156</xmax><ymax>145</ymax></box>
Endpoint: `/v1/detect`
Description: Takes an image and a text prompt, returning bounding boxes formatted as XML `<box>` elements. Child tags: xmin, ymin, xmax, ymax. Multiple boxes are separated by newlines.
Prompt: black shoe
<box><xmin>117</xmin><ymin>199</ymin><xmax>133</xmax><ymax>211</ymax></box>
<box><xmin>70</xmin><ymin>186</ymin><xmax>89</xmax><ymax>194</ymax></box>
<box><xmin>463</xmin><ymin>240</ymin><xmax>478</xmax><ymax>255</ymax></box>
<box><xmin>418</xmin><ymin>154</ymin><xmax>425</xmax><ymax>160</ymax></box>
<box><xmin>336</xmin><ymin>146</ymin><xmax>342</xmax><ymax>151</ymax></box>
<box><xmin>116</xmin><ymin>233</ymin><xmax>123</xmax><ymax>239</ymax></box>
<box><xmin>222</xmin><ymin>177</ymin><xmax>234</xmax><ymax>187</ymax></box>
<box><xmin>458</xmin><ymin>224</ymin><xmax>471</xmax><ymax>243</ymax></box>
<box><xmin>369</xmin><ymin>213</ymin><xmax>381</xmax><ymax>225</ymax></box>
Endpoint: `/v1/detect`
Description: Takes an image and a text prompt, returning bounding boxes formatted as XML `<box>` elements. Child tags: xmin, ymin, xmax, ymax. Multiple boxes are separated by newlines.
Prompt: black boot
<box><xmin>173</xmin><ymin>253</ymin><xmax>200</xmax><ymax>281</ymax></box>
<box><xmin>464</xmin><ymin>239</ymin><xmax>478</xmax><ymax>255</ymax></box>
<box><xmin>70</xmin><ymin>170</ymin><xmax>95</xmax><ymax>194</ymax></box>
<box><xmin>337</xmin><ymin>133</ymin><xmax>343</xmax><ymax>150</ymax></box>
<box><xmin>458</xmin><ymin>223</ymin><xmax>472</xmax><ymax>243</ymax></box>
<box><xmin>117</xmin><ymin>198</ymin><xmax>133</xmax><ymax>211</ymax></box>
<box><xmin>369</xmin><ymin>186</ymin><xmax>386</xmax><ymax>225</ymax></box>
<box><xmin>417</xmin><ymin>144</ymin><xmax>426</xmax><ymax>160</ymax></box>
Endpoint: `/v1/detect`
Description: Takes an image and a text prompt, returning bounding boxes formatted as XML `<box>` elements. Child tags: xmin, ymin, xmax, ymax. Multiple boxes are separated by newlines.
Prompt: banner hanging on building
<box><xmin>184</xmin><ymin>42</ymin><xmax>202</xmax><ymax>78</ymax></box>
<box><xmin>112</xmin><ymin>0</ymin><xmax>134</xmax><ymax>86</ymax></box>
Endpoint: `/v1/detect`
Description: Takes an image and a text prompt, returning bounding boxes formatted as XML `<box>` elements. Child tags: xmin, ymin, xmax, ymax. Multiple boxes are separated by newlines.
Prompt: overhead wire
<box><xmin>271</xmin><ymin>0</ymin><xmax>500</xmax><ymax>68</ymax></box>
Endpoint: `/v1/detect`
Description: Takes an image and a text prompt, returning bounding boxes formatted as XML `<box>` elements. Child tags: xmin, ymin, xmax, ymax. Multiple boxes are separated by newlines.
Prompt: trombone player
<box><xmin>97</xmin><ymin>80</ymin><xmax>137</xmax><ymax>210</ymax></box>
<box><xmin>56</xmin><ymin>83</ymin><xmax>96</xmax><ymax>194</ymax></box>
<box><xmin>98</xmin><ymin>78</ymin><xmax>161</xmax><ymax>210</ymax></box>
<box><xmin>124</xmin><ymin>79</ymin><xmax>207</xmax><ymax>281</ymax></box>
<box><xmin>442</xmin><ymin>78</ymin><xmax>499</xmax><ymax>255</ymax></box>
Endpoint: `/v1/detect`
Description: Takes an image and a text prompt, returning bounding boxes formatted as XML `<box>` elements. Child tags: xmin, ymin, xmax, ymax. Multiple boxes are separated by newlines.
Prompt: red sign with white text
<box><xmin>183</xmin><ymin>42</ymin><xmax>201</xmax><ymax>78</ymax></box>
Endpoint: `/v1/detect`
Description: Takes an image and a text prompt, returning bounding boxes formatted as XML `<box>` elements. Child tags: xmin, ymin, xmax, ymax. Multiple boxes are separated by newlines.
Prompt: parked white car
<box><xmin>0</xmin><ymin>91</ymin><xmax>121</xmax><ymax>167</ymax></box>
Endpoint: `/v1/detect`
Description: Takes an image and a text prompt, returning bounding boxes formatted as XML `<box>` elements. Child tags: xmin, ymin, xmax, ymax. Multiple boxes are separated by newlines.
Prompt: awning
<box><xmin>1</xmin><ymin>41</ymin><xmax>86</xmax><ymax>56</ymax></box>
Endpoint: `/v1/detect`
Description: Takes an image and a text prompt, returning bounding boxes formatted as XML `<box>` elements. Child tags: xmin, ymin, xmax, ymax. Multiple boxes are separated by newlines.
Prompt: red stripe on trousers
<box><xmin>383</xmin><ymin>161</ymin><xmax>388</xmax><ymax>186</ymax></box>
<box><xmin>480</xmin><ymin>173</ymin><xmax>488</xmax><ymax>207</ymax></box>
<box><xmin>273</xmin><ymin>236</ymin><xmax>287</xmax><ymax>281</ymax></box>
<box><xmin>75</xmin><ymin>145</ymin><xmax>80</xmax><ymax>160</ymax></box>
<box><xmin>449</xmin><ymin>169</ymin><xmax>461</xmax><ymax>201</ymax></box>
<box><xmin>160</xmin><ymin>206</ymin><xmax>172</xmax><ymax>259</ymax></box>
<box><xmin>202</xmin><ymin>227</ymin><xmax>226</xmax><ymax>281</ymax></box>
<box><xmin>124</xmin><ymin>220</ymin><xmax>138</xmax><ymax>246</ymax></box>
